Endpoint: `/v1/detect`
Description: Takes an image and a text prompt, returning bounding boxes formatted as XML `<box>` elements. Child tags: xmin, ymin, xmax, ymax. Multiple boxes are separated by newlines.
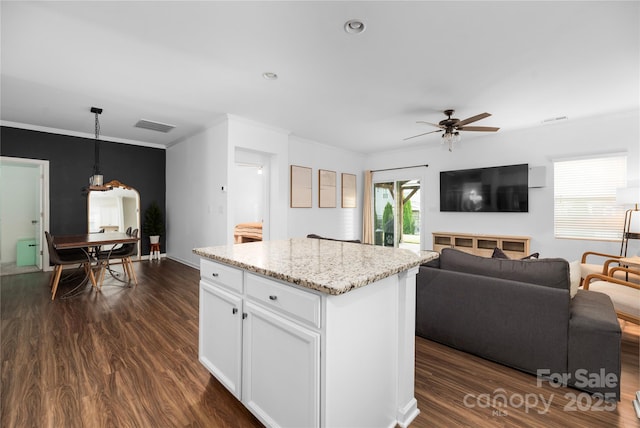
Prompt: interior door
<box><xmin>0</xmin><ymin>157</ymin><xmax>48</xmax><ymax>271</ymax></box>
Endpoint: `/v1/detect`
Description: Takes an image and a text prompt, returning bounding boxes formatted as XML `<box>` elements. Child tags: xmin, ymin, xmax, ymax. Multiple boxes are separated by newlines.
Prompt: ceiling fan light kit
<box><xmin>442</xmin><ymin>131</ymin><xmax>460</xmax><ymax>152</ymax></box>
<box><xmin>405</xmin><ymin>109</ymin><xmax>500</xmax><ymax>151</ymax></box>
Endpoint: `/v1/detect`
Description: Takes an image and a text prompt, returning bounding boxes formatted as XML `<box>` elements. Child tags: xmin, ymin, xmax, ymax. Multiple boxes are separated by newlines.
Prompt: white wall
<box><xmin>168</xmin><ymin>109</ymin><xmax>637</xmax><ymax>264</ymax></box>
<box><xmin>288</xmin><ymin>136</ymin><xmax>365</xmax><ymax>240</ymax></box>
<box><xmin>365</xmin><ymin>108</ymin><xmax>640</xmax><ymax>261</ymax></box>
<box><xmin>167</xmin><ymin>115</ymin><xmax>290</xmax><ymax>266</ymax></box>
<box><xmin>167</xmin><ymin>118</ymin><xmax>229</xmax><ymax>267</ymax></box>
<box><xmin>167</xmin><ymin>115</ymin><xmax>367</xmax><ymax>266</ymax></box>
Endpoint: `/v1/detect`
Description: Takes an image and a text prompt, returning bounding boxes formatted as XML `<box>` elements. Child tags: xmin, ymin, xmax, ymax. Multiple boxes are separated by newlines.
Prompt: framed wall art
<box><xmin>319</xmin><ymin>169</ymin><xmax>337</xmax><ymax>208</ymax></box>
<box><xmin>290</xmin><ymin>165</ymin><xmax>312</xmax><ymax>208</ymax></box>
<box><xmin>342</xmin><ymin>173</ymin><xmax>357</xmax><ymax>208</ymax></box>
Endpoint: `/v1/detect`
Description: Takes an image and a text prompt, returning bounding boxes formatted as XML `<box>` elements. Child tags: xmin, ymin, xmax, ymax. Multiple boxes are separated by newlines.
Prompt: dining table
<box><xmin>51</xmin><ymin>232</ymin><xmax>140</xmax><ymax>297</ymax></box>
<box><xmin>52</xmin><ymin>232</ymin><xmax>140</xmax><ymax>250</ymax></box>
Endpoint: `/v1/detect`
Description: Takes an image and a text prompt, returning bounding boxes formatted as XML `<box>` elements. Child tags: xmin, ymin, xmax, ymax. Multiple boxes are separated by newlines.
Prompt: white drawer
<box><xmin>201</xmin><ymin>259</ymin><xmax>243</xmax><ymax>294</ymax></box>
<box><xmin>246</xmin><ymin>273</ymin><xmax>321</xmax><ymax>328</ymax></box>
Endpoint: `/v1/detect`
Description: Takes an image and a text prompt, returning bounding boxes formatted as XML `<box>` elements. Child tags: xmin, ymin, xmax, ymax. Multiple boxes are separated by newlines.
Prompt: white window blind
<box><xmin>554</xmin><ymin>155</ymin><xmax>627</xmax><ymax>240</ymax></box>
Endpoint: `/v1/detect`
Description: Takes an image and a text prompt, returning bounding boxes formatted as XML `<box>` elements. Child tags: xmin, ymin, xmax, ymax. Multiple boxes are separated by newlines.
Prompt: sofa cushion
<box><xmin>439</xmin><ymin>248</ymin><xmax>569</xmax><ymax>290</ymax></box>
<box><xmin>417</xmin><ymin>266</ymin><xmax>570</xmax><ymax>376</ymax></box>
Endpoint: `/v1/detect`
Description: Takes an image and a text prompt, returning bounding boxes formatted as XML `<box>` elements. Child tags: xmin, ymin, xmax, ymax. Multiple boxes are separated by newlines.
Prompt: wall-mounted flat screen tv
<box><xmin>440</xmin><ymin>164</ymin><xmax>529</xmax><ymax>212</ymax></box>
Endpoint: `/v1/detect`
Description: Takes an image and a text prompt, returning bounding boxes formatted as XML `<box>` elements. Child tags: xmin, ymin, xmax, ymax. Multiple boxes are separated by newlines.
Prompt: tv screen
<box><xmin>440</xmin><ymin>164</ymin><xmax>529</xmax><ymax>212</ymax></box>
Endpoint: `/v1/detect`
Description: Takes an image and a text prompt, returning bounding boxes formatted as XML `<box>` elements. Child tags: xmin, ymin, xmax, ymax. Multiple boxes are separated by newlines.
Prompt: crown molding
<box><xmin>1</xmin><ymin>120</ymin><xmax>167</xmax><ymax>150</ymax></box>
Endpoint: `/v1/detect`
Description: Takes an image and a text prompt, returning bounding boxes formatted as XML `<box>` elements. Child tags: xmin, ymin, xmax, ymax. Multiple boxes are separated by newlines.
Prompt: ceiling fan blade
<box><xmin>458</xmin><ymin>126</ymin><xmax>500</xmax><ymax>132</ymax></box>
<box><xmin>456</xmin><ymin>112</ymin><xmax>491</xmax><ymax>127</ymax></box>
<box><xmin>403</xmin><ymin>129</ymin><xmax>443</xmax><ymax>141</ymax></box>
<box><xmin>416</xmin><ymin>121</ymin><xmax>444</xmax><ymax>129</ymax></box>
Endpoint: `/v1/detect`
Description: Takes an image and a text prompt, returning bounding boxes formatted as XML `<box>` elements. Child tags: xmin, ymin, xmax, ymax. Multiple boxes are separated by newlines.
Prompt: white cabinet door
<box><xmin>199</xmin><ymin>280</ymin><xmax>243</xmax><ymax>399</ymax></box>
<box><xmin>242</xmin><ymin>301</ymin><xmax>320</xmax><ymax>428</ymax></box>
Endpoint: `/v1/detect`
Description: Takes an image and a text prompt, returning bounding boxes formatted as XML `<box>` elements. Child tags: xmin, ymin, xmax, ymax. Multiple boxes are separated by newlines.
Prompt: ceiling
<box><xmin>1</xmin><ymin>1</ymin><xmax>638</xmax><ymax>154</ymax></box>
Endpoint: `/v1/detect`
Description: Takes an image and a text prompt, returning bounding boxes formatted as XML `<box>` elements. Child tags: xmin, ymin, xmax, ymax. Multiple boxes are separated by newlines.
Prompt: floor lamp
<box><xmin>617</xmin><ymin>187</ymin><xmax>640</xmax><ymax>256</ymax></box>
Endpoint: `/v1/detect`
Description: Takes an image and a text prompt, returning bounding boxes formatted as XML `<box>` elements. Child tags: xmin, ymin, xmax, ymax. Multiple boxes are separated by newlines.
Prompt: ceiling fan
<box><xmin>404</xmin><ymin>109</ymin><xmax>500</xmax><ymax>151</ymax></box>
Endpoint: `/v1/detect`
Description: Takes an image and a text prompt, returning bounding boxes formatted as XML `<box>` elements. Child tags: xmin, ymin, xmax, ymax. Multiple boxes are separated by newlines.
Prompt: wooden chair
<box><xmin>45</xmin><ymin>231</ymin><xmax>97</xmax><ymax>300</ymax></box>
<box><xmin>580</xmin><ymin>251</ymin><xmax>640</xmax><ymax>286</ymax></box>
<box><xmin>583</xmin><ymin>266</ymin><xmax>640</xmax><ymax>324</ymax></box>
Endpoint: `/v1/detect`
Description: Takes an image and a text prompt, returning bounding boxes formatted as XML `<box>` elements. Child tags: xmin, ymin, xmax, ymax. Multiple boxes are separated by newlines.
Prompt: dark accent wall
<box><xmin>1</xmin><ymin>126</ymin><xmax>166</xmax><ymax>256</ymax></box>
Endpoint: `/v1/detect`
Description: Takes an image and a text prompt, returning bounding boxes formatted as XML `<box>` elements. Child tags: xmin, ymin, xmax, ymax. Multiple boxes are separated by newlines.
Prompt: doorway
<box><xmin>233</xmin><ymin>149</ymin><xmax>269</xmax><ymax>244</ymax></box>
<box><xmin>0</xmin><ymin>157</ymin><xmax>50</xmax><ymax>275</ymax></box>
<box><xmin>373</xmin><ymin>179</ymin><xmax>421</xmax><ymax>252</ymax></box>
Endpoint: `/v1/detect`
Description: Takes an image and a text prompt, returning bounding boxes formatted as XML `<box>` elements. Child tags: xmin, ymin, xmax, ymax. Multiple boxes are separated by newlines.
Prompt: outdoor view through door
<box><xmin>373</xmin><ymin>180</ymin><xmax>420</xmax><ymax>252</ymax></box>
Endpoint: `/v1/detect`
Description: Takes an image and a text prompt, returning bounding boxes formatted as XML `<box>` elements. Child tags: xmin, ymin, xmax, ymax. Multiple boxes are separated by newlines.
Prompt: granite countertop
<box><xmin>193</xmin><ymin>238</ymin><xmax>438</xmax><ymax>295</ymax></box>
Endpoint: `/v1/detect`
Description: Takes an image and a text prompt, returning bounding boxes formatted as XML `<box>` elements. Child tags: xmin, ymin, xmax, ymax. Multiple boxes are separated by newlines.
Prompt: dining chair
<box><xmin>97</xmin><ymin>228</ymin><xmax>139</xmax><ymax>288</ymax></box>
<box><xmin>582</xmin><ymin>266</ymin><xmax>640</xmax><ymax>324</ymax></box>
<box><xmin>45</xmin><ymin>231</ymin><xmax>97</xmax><ymax>300</ymax></box>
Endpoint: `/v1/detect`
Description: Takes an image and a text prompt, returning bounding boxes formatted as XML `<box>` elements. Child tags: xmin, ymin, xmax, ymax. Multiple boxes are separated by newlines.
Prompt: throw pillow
<box><xmin>491</xmin><ymin>247</ymin><xmax>509</xmax><ymax>259</ymax></box>
<box><xmin>491</xmin><ymin>247</ymin><xmax>540</xmax><ymax>260</ymax></box>
<box><xmin>569</xmin><ymin>260</ymin><xmax>581</xmax><ymax>298</ymax></box>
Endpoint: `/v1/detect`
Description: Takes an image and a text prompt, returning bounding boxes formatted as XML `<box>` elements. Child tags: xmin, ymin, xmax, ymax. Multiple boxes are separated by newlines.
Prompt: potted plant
<box><xmin>143</xmin><ymin>201</ymin><xmax>165</xmax><ymax>244</ymax></box>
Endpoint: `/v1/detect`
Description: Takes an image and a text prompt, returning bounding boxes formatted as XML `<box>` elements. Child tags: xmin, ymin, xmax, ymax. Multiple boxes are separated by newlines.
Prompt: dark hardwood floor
<box><xmin>1</xmin><ymin>259</ymin><xmax>638</xmax><ymax>427</ymax></box>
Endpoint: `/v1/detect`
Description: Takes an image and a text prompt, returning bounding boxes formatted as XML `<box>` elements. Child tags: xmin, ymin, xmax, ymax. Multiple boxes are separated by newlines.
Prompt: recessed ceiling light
<box><xmin>262</xmin><ymin>72</ymin><xmax>278</xmax><ymax>80</ymax></box>
<box><xmin>344</xmin><ymin>19</ymin><xmax>366</xmax><ymax>34</ymax></box>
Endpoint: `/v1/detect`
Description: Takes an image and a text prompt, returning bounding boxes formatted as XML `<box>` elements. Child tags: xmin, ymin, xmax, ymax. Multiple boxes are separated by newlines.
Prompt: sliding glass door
<box><xmin>373</xmin><ymin>179</ymin><xmax>421</xmax><ymax>252</ymax></box>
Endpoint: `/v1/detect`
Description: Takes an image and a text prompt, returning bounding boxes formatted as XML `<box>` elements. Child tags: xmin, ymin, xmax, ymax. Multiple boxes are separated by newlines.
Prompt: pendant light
<box><xmin>89</xmin><ymin>106</ymin><xmax>105</xmax><ymax>189</ymax></box>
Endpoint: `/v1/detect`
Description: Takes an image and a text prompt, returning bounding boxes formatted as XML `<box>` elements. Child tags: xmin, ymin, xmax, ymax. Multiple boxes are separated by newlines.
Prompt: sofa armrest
<box><xmin>568</xmin><ymin>290</ymin><xmax>621</xmax><ymax>399</ymax></box>
<box><xmin>416</xmin><ymin>266</ymin><xmax>570</xmax><ymax>375</ymax></box>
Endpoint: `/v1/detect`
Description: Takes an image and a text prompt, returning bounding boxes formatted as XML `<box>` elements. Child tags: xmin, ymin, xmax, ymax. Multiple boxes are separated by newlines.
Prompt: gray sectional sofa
<box><xmin>416</xmin><ymin>248</ymin><xmax>621</xmax><ymax>399</ymax></box>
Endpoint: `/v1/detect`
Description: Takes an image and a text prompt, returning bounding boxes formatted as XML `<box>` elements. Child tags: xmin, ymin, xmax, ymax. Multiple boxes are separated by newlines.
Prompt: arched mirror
<box><xmin>87</xmin><ymin>180</ymin><xmax>141</xmax><ymax>258</ymax></box>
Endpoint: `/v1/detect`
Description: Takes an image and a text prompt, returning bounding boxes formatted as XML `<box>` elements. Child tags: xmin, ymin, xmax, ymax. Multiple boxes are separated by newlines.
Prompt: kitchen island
<box><xmin>194</xmin><ymin>238</ymin><xmax>437</xmax><ymax>428</ymax></box>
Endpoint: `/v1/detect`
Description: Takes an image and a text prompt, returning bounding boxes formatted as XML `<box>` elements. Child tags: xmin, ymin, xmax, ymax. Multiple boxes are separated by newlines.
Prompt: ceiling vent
<box><xmin>135</xmin><ymin>119</ymin><xmax>175</xmax><ymax>133</ymax></box>
<box><xmin>541</xmin><ymin>116</ymin><xmax>568</xmax><ymax>125</ymax></box>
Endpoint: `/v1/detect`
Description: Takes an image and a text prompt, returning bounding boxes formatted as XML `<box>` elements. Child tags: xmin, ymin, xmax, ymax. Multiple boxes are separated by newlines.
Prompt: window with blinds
<box><xmin>554</xmin><ymin>154</ymin><xmax>627</xmax><ymax>240</ymax></box>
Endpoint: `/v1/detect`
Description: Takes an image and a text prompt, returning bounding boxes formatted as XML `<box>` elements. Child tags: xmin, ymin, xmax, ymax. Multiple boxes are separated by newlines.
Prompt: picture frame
<box><xmin>290</xmin><ymin>165</ymin><xmax>312</xmax><ymax>208</ymax></box>
<box><xmin>342</xmin><ymin>173</ymin><xmax>357</xmax><ymax>208</ymax></box>
<box><xmin>319</xmin><ymin>169</ymin><xmax>337</xmax><ymax>208</ymax></box>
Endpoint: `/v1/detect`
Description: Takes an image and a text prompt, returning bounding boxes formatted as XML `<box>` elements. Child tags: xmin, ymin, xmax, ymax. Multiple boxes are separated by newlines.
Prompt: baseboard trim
<box><xmin>397</xmin><ymin>398</ymin><xmax>420</xmax><ymax>428</ymax></box>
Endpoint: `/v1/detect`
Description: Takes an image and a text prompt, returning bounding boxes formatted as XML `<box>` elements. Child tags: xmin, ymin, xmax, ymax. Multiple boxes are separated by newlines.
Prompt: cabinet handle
<box><xmin>242</xmin><ymin>313</ymin><xmax>247</xmax><ymax>319</ymax></box>
<box><xmin>232</xmin><ymin>308</ymin><xmax>238</xmax><ymax>314</ymax></box>
<box><xmin>269</xmin><ymin>295</ymin><xmax>278</xmax><ymax>301</ymax></box>
<box><xmin>212</xmin><ymin>273</ymin><xmax>219</xmax><ymax>277</ymax></box>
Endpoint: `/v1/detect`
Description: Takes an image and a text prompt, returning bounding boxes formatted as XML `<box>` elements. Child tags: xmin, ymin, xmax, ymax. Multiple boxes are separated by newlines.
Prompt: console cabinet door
<box><xmin>242</xmin><ymin>301</ymin><xmax>320</xmax><ymax>428</ymax></box>
<box><xmin>199</xmin><ymin>280</ymin><xmax>243</xmax><ymax>399</ymax></box>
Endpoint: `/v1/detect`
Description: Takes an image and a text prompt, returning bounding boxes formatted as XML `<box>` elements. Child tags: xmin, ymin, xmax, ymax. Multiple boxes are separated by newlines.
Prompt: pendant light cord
<box><xmin>93</xmin><ymin>109</ymin><xmax>101</xmax><ymax>176</ymax></box>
